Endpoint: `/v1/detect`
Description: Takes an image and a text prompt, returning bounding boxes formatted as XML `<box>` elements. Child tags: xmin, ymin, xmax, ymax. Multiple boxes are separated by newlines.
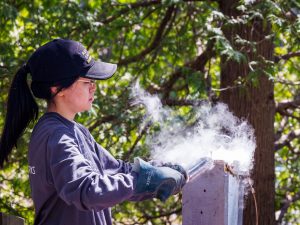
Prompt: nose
<box><xmin>90</xmin><ymin>83</ymin><xmax>96</xmax><ymax>92</ymax></box>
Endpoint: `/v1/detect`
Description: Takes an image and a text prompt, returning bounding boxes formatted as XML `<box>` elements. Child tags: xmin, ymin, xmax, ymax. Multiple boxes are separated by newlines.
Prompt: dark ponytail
<box><xmin>0</xmin><ymin>64</ymin><xmax>39</xmax><ymax>168</ymax></box>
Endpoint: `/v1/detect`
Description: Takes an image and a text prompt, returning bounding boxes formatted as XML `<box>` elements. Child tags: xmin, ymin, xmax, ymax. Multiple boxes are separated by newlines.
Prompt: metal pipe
<box><xmin>187</xmin><ymin>158</ymin><xmax>213</xmax><ymax>181</ymax></box>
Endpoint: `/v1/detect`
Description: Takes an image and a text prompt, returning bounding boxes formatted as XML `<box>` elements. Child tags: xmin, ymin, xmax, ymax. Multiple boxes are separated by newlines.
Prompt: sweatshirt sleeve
<box><xmin>94</xmin><ymin>142</ymin><xmax>133</xmax><ymax>174</ymax></box>
<box><xmin>47</xmin><ymin>130</ymin><xmax>137</xmax><ymax>211</ymax></box>
<box><xmin>93</xmin><ymin>142</ymin><xmax>157</xmax><ymax>202</ymax></box>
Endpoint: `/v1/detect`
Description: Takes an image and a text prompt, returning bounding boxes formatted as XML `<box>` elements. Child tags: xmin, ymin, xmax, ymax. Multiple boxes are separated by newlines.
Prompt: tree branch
<box><xmin>99</xmin><ymin>1</ymin><xmax>161</xmax><ymax>25</ymax></box>
<box><xmin>121</xmin><ymin>0</ymin><xmax>161</xmax><ymax>8</ymax></box>
<box><xmin>100</xmin><ymin>0</ymin><xmax>216</xmax><ymax>25</ymax></box>
<box><xmin>274</xmin><ymin>116</ymin><xmax>288</xmax><ymax>142</ymax></box>
<box><xmin>276</xmin><ymin>110</ymin><xmax>300</xmax><ymax>120</ymax></box>
<box><xmin>276</xmin><ymin>191</ymin><xmax>300</xmax><ymax>225</ymax></box>
<box><xmin>123</xmin><ymin>121</ymin><xmax>151</xmax><ymax>160</ymax></box>
<box><xmin>273</xmin><ymin>77</ymin><xmax>300</xmax><ymax>86</ymax></box>
<box><xmin>163</xmin><ymin>98</ymin><xmax>207</xmax><ymax>106</ymax></box>
<box><xmin>161</xmin><ymin>40</ymin><xmax>215</xmax><ymax>99</ymax></box>
<box><xmin>100</xmin><ymin>0</ymin><xmax>214</xmax><ymax>25</ymax></box>
<box><xmin>0</xmin><ymin>65</ymin><xmax>9</xmax><ymax>69</ymax></box>
<box><xmin>88</xmin><ymin>115</ymin><xmax>118</xmax><ymax>132</ymax></box>
<box><xmin>118</xmin><ymin>6</ymin><xmax>175</xmax><ymax>66</ymax></box>
<box><xmin>274</xmin><ymin>51</ymin><xmax>300</xmax><ymax>63</ymax></box>
<box><xmin>276</xmin><ymin>98</ymin><xmax>300</xmax><ymax>114</ymax></box>
<box><xmin>275</xmin><ymin>129</ymin><xmax>300</xmax><ymax>151</ymax></box>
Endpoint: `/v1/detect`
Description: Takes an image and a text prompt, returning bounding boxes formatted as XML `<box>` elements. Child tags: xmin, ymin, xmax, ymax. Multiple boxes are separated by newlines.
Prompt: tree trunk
<box><xmin>219</xmin><ymin>1</ymin><xmax>275</xmax><ymax>225</ymax></box>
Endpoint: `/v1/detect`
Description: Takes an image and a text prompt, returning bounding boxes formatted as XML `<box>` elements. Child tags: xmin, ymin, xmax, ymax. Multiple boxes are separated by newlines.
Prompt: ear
<box><xmin>50</xmin><ymin>86</ymin><xmax>64</xmax><ymax>97</ymax></box>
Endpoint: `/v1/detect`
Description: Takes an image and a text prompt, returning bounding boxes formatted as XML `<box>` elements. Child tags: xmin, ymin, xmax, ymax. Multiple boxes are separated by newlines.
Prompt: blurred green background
<box><xmin>0</xmin><ymin>0</ymin><xmax>300</xmax><ymax>224</ymax></box>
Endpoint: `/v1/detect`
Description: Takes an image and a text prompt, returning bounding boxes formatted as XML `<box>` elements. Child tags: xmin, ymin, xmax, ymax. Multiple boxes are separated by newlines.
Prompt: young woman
<box><xmin>0</xmin><ymin>39</ymin><xmax>186</xmax><ymax>225</ymax></box>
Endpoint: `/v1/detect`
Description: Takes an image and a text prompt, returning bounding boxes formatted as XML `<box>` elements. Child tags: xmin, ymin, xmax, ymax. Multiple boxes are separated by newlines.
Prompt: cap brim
<box><xmin>84</xmin><ymin>60</ymin><xmax>117</xmax><ymax>80</ymax></box>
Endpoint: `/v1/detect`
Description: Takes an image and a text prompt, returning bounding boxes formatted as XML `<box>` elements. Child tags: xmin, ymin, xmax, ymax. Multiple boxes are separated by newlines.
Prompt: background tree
<box><xmin>219</xmin><ymin>1</ymin><xmax>275</xmax><ymax>224</ymax></box>
<box><xmin>0</xmin><ymin>0</ymin><xmax>299</xmax><ymax>224</ymax></box>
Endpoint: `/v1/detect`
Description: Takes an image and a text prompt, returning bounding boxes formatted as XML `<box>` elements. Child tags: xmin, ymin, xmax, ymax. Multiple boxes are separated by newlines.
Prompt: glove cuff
<box><xmin>132</xmin><ymin>157</ymin><xmax>141</xmax><ymax>173</ymax></box>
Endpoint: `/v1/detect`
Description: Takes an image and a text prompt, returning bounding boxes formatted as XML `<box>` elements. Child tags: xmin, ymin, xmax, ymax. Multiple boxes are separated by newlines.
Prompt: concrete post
<box><xmin>182</xmin><ymin>161</ymin><xmax>243</xmax><ymax>225</ymax></box>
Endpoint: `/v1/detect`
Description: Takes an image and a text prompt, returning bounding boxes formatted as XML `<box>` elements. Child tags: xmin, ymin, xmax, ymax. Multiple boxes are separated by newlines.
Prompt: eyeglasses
<box><xmin>77</xmin><ymin>79</ymin><xmax>96</xmax><ymax>89</ymax></box>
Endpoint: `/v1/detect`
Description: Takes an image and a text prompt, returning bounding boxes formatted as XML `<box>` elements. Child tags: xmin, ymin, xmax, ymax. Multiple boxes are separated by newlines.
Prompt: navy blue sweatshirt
<box><xmin>28</xmin><ymin>112</ymin><xmax>137</xmax><ymax>225</ymax></box>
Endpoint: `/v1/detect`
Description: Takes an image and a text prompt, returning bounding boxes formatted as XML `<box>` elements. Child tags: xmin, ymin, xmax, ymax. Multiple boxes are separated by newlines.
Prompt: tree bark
<box><xmin>219</xmin><ymin>1</ymin><xmax>275</xmax><ymax>225</ymax></box>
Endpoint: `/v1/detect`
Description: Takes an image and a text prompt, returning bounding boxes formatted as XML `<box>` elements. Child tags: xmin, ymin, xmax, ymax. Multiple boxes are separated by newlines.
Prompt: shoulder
<box><xmin>74</xmin><ymin>122</ymin><xmax>91</xmax><ymax>135</ymax></box>
<box><xmin>73</xmin><ymin>121</ymin><xmax>95</xmax><ymax>141</ymax></box>
<box><xmin>31</xmin><ymin>112</ymin><xmax>76</xmax><ymax>141</ymax></box>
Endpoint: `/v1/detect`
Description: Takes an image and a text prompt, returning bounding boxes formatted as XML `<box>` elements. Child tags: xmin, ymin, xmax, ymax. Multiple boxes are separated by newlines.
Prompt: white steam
<box><xmin>131</xmin><ymin>82</ymin><xmax>256</xmax><ymax>176</ymax></box>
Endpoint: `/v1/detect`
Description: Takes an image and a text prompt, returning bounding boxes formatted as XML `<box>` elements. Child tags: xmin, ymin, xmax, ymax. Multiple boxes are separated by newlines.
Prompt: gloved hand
<box><xmin>150</xmin><ymin>160</ymin><xmax>188</xmax><ymax>181</ymax></box>
<box><xmin>132</xmin><ymin>157</ymin><xmax>186</xmax><ymax>202</ymax></box>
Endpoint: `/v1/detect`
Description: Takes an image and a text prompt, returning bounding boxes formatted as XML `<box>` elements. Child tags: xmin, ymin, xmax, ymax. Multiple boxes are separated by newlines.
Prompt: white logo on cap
<box><xmin>81</xmin><ymin>49</ymin><xmax>92</xmax><ymax>63</ymax></box>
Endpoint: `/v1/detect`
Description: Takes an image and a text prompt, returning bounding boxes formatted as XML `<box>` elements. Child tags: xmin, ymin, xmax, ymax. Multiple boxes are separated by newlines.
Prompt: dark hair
<box><xmin>0</xmin><ymin>65</ymin><xmax>77</xmax><ymax>168</ymax></box>
<box><xmin>0</xmin><ymin>65</ymin><xmax>38</xmax><ymax>168</ymax></box>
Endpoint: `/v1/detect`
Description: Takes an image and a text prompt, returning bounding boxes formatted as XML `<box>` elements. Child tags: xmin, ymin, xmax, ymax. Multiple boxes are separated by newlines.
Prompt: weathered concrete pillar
<box><xmin>182</xmin><ymin>161</ymin><xmax>243</xmax><ymax>225</ymax></box>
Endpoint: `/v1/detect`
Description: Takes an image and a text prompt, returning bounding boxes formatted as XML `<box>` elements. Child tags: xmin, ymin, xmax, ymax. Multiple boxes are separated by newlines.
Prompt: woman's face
<box><xmin>58</xmin><ymin>77</ymin><xmax>97</xmax><ymax>114</ymax></box>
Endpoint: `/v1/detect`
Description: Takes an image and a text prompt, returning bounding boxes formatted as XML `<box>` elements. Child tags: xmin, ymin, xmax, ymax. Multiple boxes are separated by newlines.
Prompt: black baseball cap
<box><xmin>27</xmin><ymin>38</ymin><xmax>117</xmax><ymax>84</ymax></box>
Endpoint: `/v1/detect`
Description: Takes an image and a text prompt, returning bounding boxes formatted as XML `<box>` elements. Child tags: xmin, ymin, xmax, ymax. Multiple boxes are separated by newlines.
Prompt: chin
<box><xmin>78</xmin><ymin>105</ymin><xmax>92</xmax><ymax>113</ymax></box>
<box><xmin>86</xmin><ymin>104</ymin><xmax>93</xmax><ymax>111</ymax></box>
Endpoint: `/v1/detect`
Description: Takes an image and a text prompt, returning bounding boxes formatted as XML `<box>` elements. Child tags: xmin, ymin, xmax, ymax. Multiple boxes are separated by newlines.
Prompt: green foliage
<box><xmin>0</xmin><ymin>0</ymin><xmax>299</xmax><ymax>224</ymax></box>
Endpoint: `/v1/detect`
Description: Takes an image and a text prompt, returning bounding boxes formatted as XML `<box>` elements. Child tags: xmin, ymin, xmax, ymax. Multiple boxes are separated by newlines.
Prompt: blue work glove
<box><xmin>132</xmin><ymin>157</ymin><xmax>186</xmax><ymax>202</ymax></box>
<box><xmin>150</xmin><ymin>160</ymin><xmax>188</xmax><ymax>181</ymax></box>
